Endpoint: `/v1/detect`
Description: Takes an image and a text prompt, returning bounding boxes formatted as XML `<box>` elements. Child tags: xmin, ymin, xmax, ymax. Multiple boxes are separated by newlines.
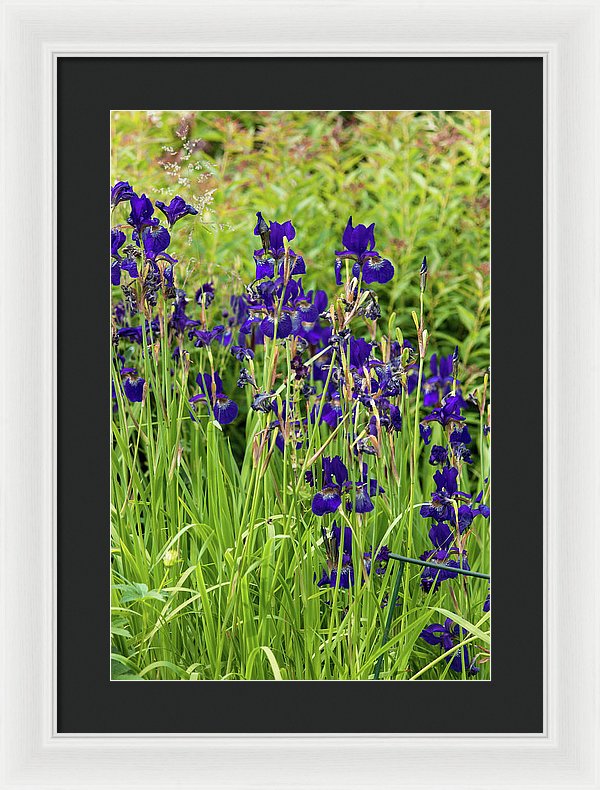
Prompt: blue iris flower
<box><xmin>335</xmin><ymin>216</ymin><xmax>394</xmax><ymax>285</ymax></box>
<box><xmin>127</xmin><ymin>193</ymin><xmax>159</xmax><ymax>234</ymax></box>
<box><xmin>419</xmin><ymin>548</ymin><xmax>470</xmax><ymax>592</ymax></box>
<box><xmin>190</xmin><ymin>372</ymin><xmax>238</xmax><ymax>425</ymax></box>
<box><xmin>120</xmin><ymin>367</ymin><xmax>145</xmax><ymax>403</ymax></box>
<box><xmin>111</xmin><ymin>180</ymin><xmax>136</xmax><ymax>207</ymax></box>
<box><xmin>429</xmin><ymin>445</ymin><xmax>449</xmax><ymax>466</ymax></box>
<box><xmin>421</xmin><ymin>393</ymin><xmax>466</xmax><ymax>428</ymax></box>
<box><xmin>422</xmin><ymin>353</ymin><xmax>457</xmax><ymax>407</ymax></box>
<box><xmin>420</xmin><ymin>618</ymin><xmax>479</xmax><ymax>674</ymax></box>
<box><xmin>253</xmin><ymin>215</ymin><xmax>305</xmax><ymax>280</ymax></box>
<box><xmin>156</xmin><ymin>195</ymin><xmax>198</xmax><ymax>228</ymax></box>
<box><xmin>420</xmin><ymin>424</ymin><xmax>432</xmax><ymax>445</ymax></box>
<box><xmin>311</xmin><ymin>457</ymin><xmax>383</xmax><ymax>516</ymax></box>
<box><xmin>311</xmin><ymin>456</ymin><xmax>349</xmax><ymax>516</ymax></box>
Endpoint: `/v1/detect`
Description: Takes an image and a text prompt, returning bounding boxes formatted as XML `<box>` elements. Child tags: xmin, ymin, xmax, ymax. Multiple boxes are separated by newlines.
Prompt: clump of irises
<box><xmin>111</xmin><ymin>179</ymin><xmax>491</xmax><ymax>679</ymax></box>
<box><xmin>415</xmin><ymin>355</ymin><xmax>491</xmax><ymax>674</ymax></box>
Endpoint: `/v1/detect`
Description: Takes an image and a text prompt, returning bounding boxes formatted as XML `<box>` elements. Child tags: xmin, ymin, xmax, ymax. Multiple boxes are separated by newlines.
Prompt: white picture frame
<box><xmin>1</xmin><ymin>0</ymin><xmax>598</xmax><ymax>787</ymax></box>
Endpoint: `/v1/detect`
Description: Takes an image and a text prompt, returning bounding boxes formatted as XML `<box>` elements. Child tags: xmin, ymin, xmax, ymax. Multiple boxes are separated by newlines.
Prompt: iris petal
<box><xmin>311</xmin><ymin>489</ymin><xmax>342</xmax><ymax>516</ymax></box>
<box><xmin>213</xmin><ymin>396</ymin><xmax>238</xmax><ymax>425</ymax></box>
<box><xmin>123</xmin><ymin>377</ymin><xmax>145</xmax><ymax>403</ymax></box>
<box><xmin>120</xmin><ymin>258</ymin><xmax>139</xmax><ymax>279</ymax></box>
<box><xmin>362</xmin><ymin>257</ymin><xmax>394</xmax><ymax>284</ymax></box>
<box><xmin>111</xmin><ymin>260</ymin><xmax>121</xmax><ymax>286</ymax></box>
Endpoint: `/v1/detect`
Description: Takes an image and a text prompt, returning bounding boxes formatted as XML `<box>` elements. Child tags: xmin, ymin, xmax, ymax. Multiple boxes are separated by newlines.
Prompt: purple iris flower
<box><xmin>483</xmin><ymin>590</ymin><xmax>491</xmax><ymax>612</ymax></box>
<box><xmin>111</xmin><ymin>228</ymin><xmax>126</xmax><ymax>257</ymax></box>
<box><xmin>374</xmin><ymin>340</ymin><xmax>418</xmax><ymax>396</ymax></box>
<box><xmin>195</xmin><ymin>282</ymin><xmax>215</xmax><ymax>307</ymax></box>
<box><xmin>450</xmin><ymin>425</ymin><xmax>473</xmax><ymax>464</ymax></box>
<box><xmin>122</xmin><ymin>258</ymin><xmax>140</xmax><ymax>278</ymax></box>
<box><xmin>367</xmin><ymin>400</ymin><xmax>403</xmax><ymax>438</ymax></box>
<box><xmin>433</xmin><ymin>466</ymin><xmax>470</xmax><ymax>501</ymax></box>
<box><xmin>420</xmin><ymin>467</ymin><xmax>490</xmax><ymax>549</ymax></box>
<box><xmin>450</xmin><ymin>425</ymin><xmax>471</xmax><ymax>446</ymax></box>
<box><xmin>311</xmin><ymin>456</ymin><xmax>383</xmax><ymax>515</ymax></box>
<box><xmin>111</xmin><ymin>181</ymin><xmax>136</xmax><ymax>207</ymax></box>
<box><xmin>138</xmin><ymin>225</ymin><xmax>171</xmax><ymax>260</ymax></box>
<box><xmin>311</xmin><ymin>456</ymin><xmax>349</xmax><ymax>516</ymax></box>
<box><xmin>348</xmin><ymin>463</ymin><xmax>384</xmax><ymax>513</ymax></box>
<box><xmin>419</xmin><ymin>548</ymin><xmax>470</xmax><ymax>592</ymax></box>
<box><xmin>362</xmin><ymin>545</ymin><xmax>390</xmax><ymax>576</ymax></box>
<box><xmin>254</xmin><ymin>257</ymin><xmax>277</xmax><ymax>281</ymax></box>
<box><xmin>297</xmin><ymin>312</ymin><xmax>331</xmax><ymax>349</ymax></box>
<box><xmin>420</xmin><ymin>618</ymin><xmax>479</xmax><ymax>675</ymax></box>
<box><xmin>320</xmin><ymin>392</ymin><xmax>343</xmax><ymax>428</ymax></box>
<box><xmin>421</xmin><ymin>467</ymin><xmax>468</xmax><ymax>516</ymax></box>
<box><xmin>127</xmin><ymin>193</ymin><xmax>159</xmax><ymax>234</ymax></box>
<box><xmin>111</xmin><ymin>229</ymin><xmax>137</xmax><ymax>285</ymax></box>
<box><xmin>188</xmin><ymin>325</ymin><xmax>225</xmax><ymax>348</ymax></box>
<box><xmin>253</xmin><ymin>215</ymin><xmax>305</xmax><ymax>279</ymax></box>
<box><xmin>190</xmin><ymin>372</ymin><xmax>238</xmax><ymax>425</ymax></box>
<box><xmin>169</xmin><ymin>291</ymin><xmax>200</xmax><ymax>335</ymax></box>
<box><xmin>421</xmin><ymin>466</ymin><xmax>471</xmax><ymax>520</ymax></box>
<box><xmin>115</xmin><ymin>318</ymin><xmax>159</xmax><ymax>346</ymax></box>
<box><xmin>429</xmin><ymin>445</ymin><xmax>449</xmax><ymax>466</ymax></box>
<box><xmin>427</xmin><ymin>508</ymin><xmax>475</xmax><ymax>550</ymax></box>
<box><xmin>116</xmin><ymin>326</ymin><xmax>143</xmax><ymax>345</ymax></box>
<box><xmin>120</xmin><ymin>368</ymin><xmax>145</xmax><ymax>403</ymax></box>
<box><xmin>266</xmin><ymin>220</ymin><xmax>295</xmax><ymax>258</ymax></box>
<box><xmin>423</xmin><ymin>353</ymin><xmax>456</xmax><ymax>407</ymax></box>
<box><xmin>230</xmin><ymin>345</ymin><xmax>254</xmax><ymax>362</ymax></box>
<box><xmin>420</xmin><ymin>424</ymin><xmax>432</xmax><ymax>445</ymax></box>
<box><xmin>155</xmin><ymin>195</ymin><xmax>198</xmax><ymax>227</ymax></box>
<box><xmin>259</xmin><ymin>312</ymin><xmax>293</xmax><ymax>339</ymax></box>
<box><xmin>240</xmin><ymin>279</ymin><xmax>295</xmax><ymax>340</ymax></box>
<box><xmin>473</xmin><ymin>489</ymin><xmax>491</xmax><ymax>518</ymax></box>
<box><xmin>111</xmin><ymin>261</ymin><xmax>122</xmax><ymax>286</ymax></box>
<box><xmin>385</xmin><ymin>402</ymin><xmax>403</xmax><ymax>433</ymax></box>
<box><xmin>335</xmin><ymin>217</ymin><xmax>394</xmax><ymax>285</ymax></box>
<box><xmin>348</xmin><ymin>336</ymin><xmax>373</xmax><ymax>370</ymax></box>
<box><xmin>316</xmin><ymin>558</ymin><xmax>354</xmax><ymax>589</ymax></box>
<box><xmin>350</xmin><ymin>470</ymin><xmax>375</xmax><ymax>513</ymax></box>
<box><xmin>317</xmin><ymin>523</ymin><xmax>355</xmax><ymax>589</ymax></box>
<box><xmin>317</xmin><ymin>525</ymin><xmax>389</xmax><ymax>589</ymax></box>
<box><xmin>292</xmin><ymin>288</ymin><xmax>328</xmax><ymax>339</ymax></box>
<box><xmin>289</xmin><ymin>282</ymin><xmax>321</xmax><ymax>331</ymax></box>
<box><xmin>421</xmin><ymin>393</ymin><xmax>466</xmax><ymax>428</ymax></box>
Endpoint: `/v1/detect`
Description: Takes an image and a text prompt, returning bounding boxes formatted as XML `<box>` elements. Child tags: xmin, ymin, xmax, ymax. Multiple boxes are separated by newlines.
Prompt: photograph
<box><xmin>110</xmin><ymin>109</ymin><xmax>491</xmax><ymax>681</ymax></box>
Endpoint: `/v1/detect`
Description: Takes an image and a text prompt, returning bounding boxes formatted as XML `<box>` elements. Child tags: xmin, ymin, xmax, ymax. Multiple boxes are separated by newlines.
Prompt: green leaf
<box><xmin>429</xmin><ymin>607</ymin><xmax>491</xmax><ymax>645</ymax></box>
<box><xmin>113</xmin><ymin>582</ymin><xmax>167</xmax><ymax>604</ymax></box>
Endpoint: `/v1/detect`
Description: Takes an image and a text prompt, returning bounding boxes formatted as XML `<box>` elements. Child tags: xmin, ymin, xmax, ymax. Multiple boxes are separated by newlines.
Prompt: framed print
<box><xmin>2</xmin><ymin>1</ymin><xmax>599</xmax><ymax>788</ymax></box>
